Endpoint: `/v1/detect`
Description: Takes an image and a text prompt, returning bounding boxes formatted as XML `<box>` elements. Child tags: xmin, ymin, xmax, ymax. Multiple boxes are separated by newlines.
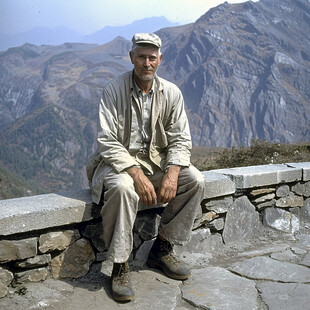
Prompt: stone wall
<box><xmin>0</xmin><ymin>162</ymin><xmax>310</xmax><ymax>298</ymax></box>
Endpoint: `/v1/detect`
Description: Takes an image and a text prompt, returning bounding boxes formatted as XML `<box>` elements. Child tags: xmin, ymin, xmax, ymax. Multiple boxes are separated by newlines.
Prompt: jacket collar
<box><xmin>129</xmin><ymin>70</ymin><xmax>163</xmax><ymax>129</ymax></box>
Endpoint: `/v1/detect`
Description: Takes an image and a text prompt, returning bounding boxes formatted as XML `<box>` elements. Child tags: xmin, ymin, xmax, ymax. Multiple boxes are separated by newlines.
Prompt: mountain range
<box><xmin>0</xmin><ymin>0</ymin><xmax>309</xmax><ymax>198</ymax></box>
<box><xmin>0</xmin><ymin>17</ymin><xmax>178</xmax><ymax>51</ymax></box>
<box><xmin>156</xmin><ymin>0</ymin><xmax>310</xmax><ymax>146</ymax></box>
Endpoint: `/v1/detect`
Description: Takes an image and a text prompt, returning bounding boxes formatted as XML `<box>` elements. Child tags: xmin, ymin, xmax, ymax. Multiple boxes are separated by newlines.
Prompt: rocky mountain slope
<box><xmin>0</xmin><ymin>0</ymin><xmax>309</xmax><ymax>196</ymax></box>
<box><xmin>157</xmin><ymin>0</ymin><xmax>310</xmax><ymax>146</ymax></box>
<box><xmin>0</xmin><ymin>39</ymin><xmax>132</xmax><ymax>194</ymax></box>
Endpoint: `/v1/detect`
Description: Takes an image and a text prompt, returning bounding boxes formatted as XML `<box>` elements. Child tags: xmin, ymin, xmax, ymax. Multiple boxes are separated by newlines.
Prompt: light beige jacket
<box><xmin>86</xmin><ymin>71</ymin><xmax>192</xmax><ymax>204</ymax></box>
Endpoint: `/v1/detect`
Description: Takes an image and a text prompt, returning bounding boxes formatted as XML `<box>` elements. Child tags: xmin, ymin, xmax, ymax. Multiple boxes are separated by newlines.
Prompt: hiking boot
<box><xmin>147</xmin><ymin>237</ymin><xmax>191</xmax><ymax>280</ymax></box>
<box><xmin>111</xmin><ymin>261</ymin><xmax>135</xmax><ymax>302</ymax></box>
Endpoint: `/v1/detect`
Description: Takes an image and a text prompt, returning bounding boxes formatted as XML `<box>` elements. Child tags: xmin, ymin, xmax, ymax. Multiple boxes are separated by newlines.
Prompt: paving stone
<box><xmin>201</xmin><ymin>211</ymin><xmax>218</xmax><ymax>223</ymax></box>
<box><xmin>133</xmin><ymin>233</ymin><xmax>142</xmax><ymax>248</ymax></box>
<box><xmin>0</xmin><ymin>281</ymin><xmax>69</xmax><ymax>310</ymax></box>
<box><xmin>51</xmin><ymin>238</ymin><xmax>95</xmax><ymax>279</ymax></box>
<box><xmin>0</xmin><ymin>283</ymin><xmax>8</xmax><ymax>299</ymax></box>
<box><xmin>289</xmin><ymin>206</ymin><xmax>301</xmax><ymax>219</ymax></box>
<box><xmin>222</xmin><ymin>196</ymin><xmax>262</xmax><ymax>244</ymax></box>
<box><xmin>61</xmin><ymin>269</ymin><xmax>181</xmax><ymax>310</ymax></box>
<box><xmin>252</xmin><ymin>193</ymin><xmax>275</xmax><ymax>204</ymax></box>
<box><xmin>0</xmin><ymin>189</ymin><xmax>165</xmax><ymax>237</ymax></box>
<box><xmin>134</xmin><ymin>212</ymin><xmax>161</xmax><ymax>241</ymax></box>
<box><xmin>237</xmin><ymin>244</ymin><xmax>289</xmax><ymax>258</ymax></box>
<box><xmin>262</xmin><ymin>207</ymin><xmax>299</xmax><ymax>233</ymax></box>
<box><xmin>292</xmin><ymin>182</ymin><xmax>310</xmax><ymax>197</ymax></box>
<box><xmin>276</xmin><ymin>185</ymin><xmax>290</xmax><ymax>197</ymax></box>
<box><xmin>301</xmin><ymin>197</ymin><xmax>310</xmax><ymax>219</ymax></box>
<box><xmin>15</xmin><ymin>267</ymin><xmax>50</xmax><ymax>283</ymax></box>
<box><xmin>0</xmin><ymin>267</ymin><xmax>13</xmax><ymax>298</ymax></box>
<box><xmin>229</xmin><ymin>256</ymin><xmax>310</xmax><ymax>282</ymax></box>
<box><xmin>300</xmin><ymin>252</ymin><xmax>310</xmax><ymax>267</ymax></box>
<box><xmin>39</xmin><ymin>229</ymin><xmax>80</xmax><ymax>253</ymax></box>
<box><xmin>182</xmin><ymin>267</ymin><xmax>258</xmax><ymax>310</ymax></box>
<box><xmin>287</xmin><ymin>162</ymin><xmax>310</xmax><ymax>181</ymax></box>
<box><xmin>291</xmin><ymin>246</ymin><xmax>307</xmax><ymax>255</ymax></box>
<box><xmin>212</xmin><ymin>164</ymin><xmax>302</xmax><ymax>189</ymax></box>
<box><xmin>175</xmin><ymin>228</ymin><xmax>214</xmax><ymax>253</ymax></box>
<box><xmin>81</xmin><ymin>222</ymin><xmax>106</xmax><ymax>252</ymax></box>
<box><xmin>0</xmin><ymin>189</ymin><xmax>98</xmax><ymax>236</ymax></box>
<box><xmin>202</xmin><ymin>196</ymin><xmax>233</xmax><ymax>213</ymax></box>
<box><xmin>276</xmin><ymin>192</ymin><xmax>304</xmax><ymax>208</ymax></box>
<box><xmin>256</xmin><ymin>199</ymin><xmax>276</xmax><ymax>210</ymax></box>
<box><xmin>174</xmin><ymin>229</ymin><xmax>221</xmax><ymax>268</ymax></box>
<box><xmin>257</xmin><ymin>282</ymin><xmax>310</xmax><ymax>310</ymax></box>
<box><xmin>206</xmin><ymin>218</ymin><xmax>225</xmax><ymax>231</ymax></box>
<box><xmin>270</xmin><ymin>249</ymin><xmax>299</xmax><ymax>262</ymax></box>
<box><xmin>0</xmin><ymin>238</ymin><xmax>37</xmax><ymax>263</ymax></box>
<box><xmin>295</xmin><ymin>234</ymin><xmax>310</xmax><ymax>250</ymax></box>
<box><xmin>14</xmin><ymin>254</ymin><xmax>51</xmax><ymax>269</ymax></box>
<box><xmin>201</xmin><ymin>171</ymin><xmax>235</xmax><ymax>198</ymax></box>
<box><xmin>0</xmin><ymin>267</ymin><xmax>14</xmax><ymax>286</ymax></box>
<box><xmin>250</xmin><ymin>187</ymin><xmax>275</xmax><ymax>197</ymax></box>
<box><xmin>43</xmin><ymin>278</ymin><xmax>74</xmax><ymax>294</ymax></box>
<box><xmin>133</xmin><ymin>239</ymin><xmax>154</xmax><ymax>268</ymax></box>
<box><xmin>129</xmin><ymin>270</ymin><xmax>181</xmax><ymax>310</ymax></box>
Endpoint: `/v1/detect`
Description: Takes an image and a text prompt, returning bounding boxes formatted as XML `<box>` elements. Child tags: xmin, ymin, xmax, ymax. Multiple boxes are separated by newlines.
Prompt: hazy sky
<box><xmin>1</xmin><ymin>0</ymin><xmax>257</xmax><ymax>35</ymax></box>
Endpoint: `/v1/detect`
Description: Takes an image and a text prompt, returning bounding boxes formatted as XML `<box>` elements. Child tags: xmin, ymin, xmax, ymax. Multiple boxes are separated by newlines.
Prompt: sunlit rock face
<box><xmin>158</xmin><ymin>0</ymin><xmax>310</xmax><ymax>147</ymax></box>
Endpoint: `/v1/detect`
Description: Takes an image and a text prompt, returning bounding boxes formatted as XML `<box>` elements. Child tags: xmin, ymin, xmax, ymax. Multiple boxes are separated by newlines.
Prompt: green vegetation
<box><xmin>0</xmin><ymin>104</ymin><xmax>87</xmax><ymax>199</ymax></box>
<box><xmin>192</xmin><ymin>140</ymin><xmax>310</xmax><ymax>171</ymax></box>
<box><xmin>1</xmin><ymin>140</ymin><xmax>309</xmax><ymax>200</ymax></box>
<box><xmin>0</xmin><ymin>164</ymin><xmax>39</xmax><ymax>199</ymax></box>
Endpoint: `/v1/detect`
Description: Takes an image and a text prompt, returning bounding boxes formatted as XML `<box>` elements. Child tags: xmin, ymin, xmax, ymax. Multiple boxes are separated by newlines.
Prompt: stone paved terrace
<box><xmin>0</xmin><ymin>162</ymin><xmax>310</xmax><ymax>310</ymax></box>
<box><xmin>2</xmin><ymin>230</ymin><xmax>310</xmax><ymax>310</ymax></box>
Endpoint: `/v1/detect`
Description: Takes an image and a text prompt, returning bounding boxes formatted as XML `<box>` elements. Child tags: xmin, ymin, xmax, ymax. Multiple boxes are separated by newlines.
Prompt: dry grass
<box><xmin>192</xmin><ymin>140</ymin><xmax>310</xmax><ymax>171</ymax></box>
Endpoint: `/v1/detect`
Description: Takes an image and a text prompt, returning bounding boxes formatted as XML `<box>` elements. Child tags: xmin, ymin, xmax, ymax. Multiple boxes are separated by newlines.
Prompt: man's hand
<box><xmin>127</xmin><ymin>167</ymin><xmax>157</xmax><ymax>206</ymax></box>
<box><xmin>158</xmin><ymin>166</ymin><xmax>180</xmax><ymax>203</ymax></box>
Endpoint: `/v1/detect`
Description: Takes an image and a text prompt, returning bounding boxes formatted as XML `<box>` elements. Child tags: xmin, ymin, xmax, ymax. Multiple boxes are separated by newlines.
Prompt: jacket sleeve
<box><xmin>96</xmin><ymin>86</ymin><xmax>139</xmax><ymax>173</ymax></box>
<box><xmin>164</xmin><ymin>86</ymin><xmax>192</xmax><ymax>168</ymax></box>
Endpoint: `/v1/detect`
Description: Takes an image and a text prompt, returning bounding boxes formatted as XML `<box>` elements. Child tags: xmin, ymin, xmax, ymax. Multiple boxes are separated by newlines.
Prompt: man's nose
<box><xmin>143</xmin><ymin>57</ymin><xmax>150</xmax><ymax>67</ymax></box>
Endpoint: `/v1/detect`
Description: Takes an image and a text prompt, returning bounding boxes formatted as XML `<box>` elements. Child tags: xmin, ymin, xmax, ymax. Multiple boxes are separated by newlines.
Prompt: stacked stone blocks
<box><xmin>0</xmin><ymin>162</ymin><xmax>309</xmax><ymax>298</ymax></box>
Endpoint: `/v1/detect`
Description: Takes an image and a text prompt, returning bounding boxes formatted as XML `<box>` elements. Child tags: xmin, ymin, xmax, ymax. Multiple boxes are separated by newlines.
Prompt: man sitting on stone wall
<box><xmin>86</xmin><ymin>33</ymin><xmax>205</xmax><ymax>302</ymax></box>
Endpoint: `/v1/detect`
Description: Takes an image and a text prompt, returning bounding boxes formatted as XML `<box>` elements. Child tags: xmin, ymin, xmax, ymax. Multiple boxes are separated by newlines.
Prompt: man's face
<box><xmin>130</xmin><ymin>45</ymin><xmax>163</xmax><ymax>82</ymax></box>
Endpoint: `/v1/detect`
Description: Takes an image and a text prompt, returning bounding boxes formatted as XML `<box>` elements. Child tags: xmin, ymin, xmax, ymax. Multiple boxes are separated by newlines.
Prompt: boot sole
<box><xmin>147</xmin><ymin>257</ymin><xmax>191</xmax><ymax>280</ymax></box>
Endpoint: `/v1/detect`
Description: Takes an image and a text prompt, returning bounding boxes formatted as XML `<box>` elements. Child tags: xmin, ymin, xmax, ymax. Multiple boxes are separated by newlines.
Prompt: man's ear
<box><xmin>159</xmin><ymin>53</ymin><xmax>163</xmax><ymax>64</ymax></box>
<box><xmin>129</xmin><ymin>51</ymin><xmax>134</xmax><ymax>64</ymax></box>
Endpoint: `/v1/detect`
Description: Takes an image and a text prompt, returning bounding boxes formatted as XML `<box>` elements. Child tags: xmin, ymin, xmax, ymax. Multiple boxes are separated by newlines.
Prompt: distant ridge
<box><xmin>81</xmin><ymin>16</ymin><xmax>179</xmax><ymax>44</ymax></box>
<box><xmin>0</xmin><ymin>27</ymin><xmax>82</xmax><ymax>51</ymax></box>
<box><xmin>0</xmin><ymin>16</ymin><xmax>178</xmax><ymax>51</ymax></box>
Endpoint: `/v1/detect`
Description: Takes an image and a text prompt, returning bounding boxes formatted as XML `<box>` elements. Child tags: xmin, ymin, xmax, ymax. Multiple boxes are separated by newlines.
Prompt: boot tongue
<box><xmin>160</xmin><ymin>239</ymin><xmax>173</xmax><ymax>255</ymax></box>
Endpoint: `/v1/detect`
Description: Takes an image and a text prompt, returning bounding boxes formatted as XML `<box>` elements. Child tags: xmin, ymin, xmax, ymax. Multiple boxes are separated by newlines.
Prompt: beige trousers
<box><xmin>101</xmin><ymin>165</ymin><xmax>205</xmax><ymax>263</ymax></box>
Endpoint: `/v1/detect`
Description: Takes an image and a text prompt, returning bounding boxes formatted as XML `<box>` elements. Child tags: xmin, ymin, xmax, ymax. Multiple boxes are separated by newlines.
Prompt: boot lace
<box><xmin>159</xmin><ymin>240</ymin><xmax>179</xmax><ymax>266</ymax></box>
<box><xmin>113</xmin><ymin>263</ymin><xmax>129</xmax><ymax>285</ymax></box>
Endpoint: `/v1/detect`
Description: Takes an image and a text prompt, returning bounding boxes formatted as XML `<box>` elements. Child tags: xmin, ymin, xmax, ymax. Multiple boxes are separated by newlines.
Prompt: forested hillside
<box><xmin>1</xmin><ymin>0</ymin><xmax>309</xmax><ymax>198</ymax></box>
